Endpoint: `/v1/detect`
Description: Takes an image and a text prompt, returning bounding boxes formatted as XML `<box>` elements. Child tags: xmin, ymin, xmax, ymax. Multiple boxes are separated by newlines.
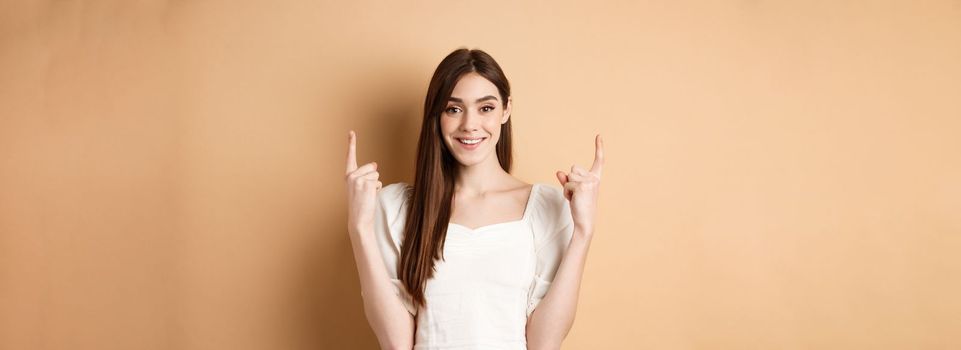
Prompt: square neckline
<box><xmin>448</xmin><ymin>183</ymin><xmax>539</xmax><ymax>233</ymax></box>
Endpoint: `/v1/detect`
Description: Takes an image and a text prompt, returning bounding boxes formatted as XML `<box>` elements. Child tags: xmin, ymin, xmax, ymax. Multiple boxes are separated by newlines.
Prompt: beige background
<box><xmin>2</xmin><ymin>1</ymin><xmax>960</xmax><ymax>349</ymax></box>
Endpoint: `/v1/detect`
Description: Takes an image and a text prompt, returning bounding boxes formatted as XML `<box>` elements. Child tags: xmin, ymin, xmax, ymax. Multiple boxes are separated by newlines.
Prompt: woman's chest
<box><xmin>425</xmin><ymin>222</ymin><xmax>536</xmax><ymax>295</ymax></box>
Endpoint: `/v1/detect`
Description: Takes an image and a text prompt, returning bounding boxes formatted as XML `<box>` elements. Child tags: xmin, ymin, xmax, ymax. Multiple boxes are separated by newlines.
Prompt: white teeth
<box><xmin>458</xmin><ymin>138</ymin><xmax>483</xmax><ymax>145</ymax></box>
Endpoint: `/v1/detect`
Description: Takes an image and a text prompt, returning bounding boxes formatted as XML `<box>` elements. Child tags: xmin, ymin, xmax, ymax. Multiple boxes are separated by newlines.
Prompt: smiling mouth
<box><xmin>456</xmin><ymin>137</ymin><xmax>486</xmax><ymax>145</ymax></box>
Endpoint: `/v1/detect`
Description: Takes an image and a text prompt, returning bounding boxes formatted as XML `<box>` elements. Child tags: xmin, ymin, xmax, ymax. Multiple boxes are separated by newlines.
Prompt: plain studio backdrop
<box><xmin>1</xmin><ymin>1</ymin><xmax>959</xmax><ymax>349</ymax></box>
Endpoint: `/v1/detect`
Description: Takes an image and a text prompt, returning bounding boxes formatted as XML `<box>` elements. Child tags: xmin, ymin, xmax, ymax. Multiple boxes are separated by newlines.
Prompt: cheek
<box><xmin>439</xmin><ymin>118</ymin><xmax>457</xmax><ymax>136</ymax></box>
<box><xmin>486</xmin><ymin>119</ymin><xmax>502</xmax><ymax>134</ymax></box>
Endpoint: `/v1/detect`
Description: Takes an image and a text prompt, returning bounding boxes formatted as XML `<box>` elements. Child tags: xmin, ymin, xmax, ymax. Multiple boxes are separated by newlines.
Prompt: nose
<box><xmin>459</xmin><ymin>108</ymin><xmax>482</xmax><ymax>132</ymax></box>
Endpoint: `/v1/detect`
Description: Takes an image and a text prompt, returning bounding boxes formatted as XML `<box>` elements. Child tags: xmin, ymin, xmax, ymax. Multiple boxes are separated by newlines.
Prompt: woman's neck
<box><xmin>454</xmin><ymin>157</ymin><xmax>514</xmax><ymax>195</ymax></box>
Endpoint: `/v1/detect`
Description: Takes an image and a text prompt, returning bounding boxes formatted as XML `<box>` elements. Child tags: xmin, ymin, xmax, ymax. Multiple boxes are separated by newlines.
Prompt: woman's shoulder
<box><xmin>381</xmin><ymin>181</ymin><xmax>411</xmax><ymax>193</ymax></box>
<box><xmin>378</xmin><ymin>182</ymin><xmax>412</xmax><ymax>204</ymax></box>
<box><xmin>529</xmin><ymin>183</ymin><xmax>574</xmax><ymax>248</ymax></box>
<box><xmin>377</xmin><ymin>182</ymin><xmax>412</xmax><ymax>220</ymax></box>
<box><xmin>376</xmin><ymin>182</ymin><xmax>412</xmax><ymax>247</ymax></box>
<box><xmin>531</xmin><ymin>183</ymin><xmax>566</xmax><ymax>212</ymax></box>
<box><xmin>533</xmin><ymin>182</ymin><xmax>564</xmax><ymax>201</ymax></box>
<box><xmin>529</xmin><ymin>183</ymin><xmax>570</xmax><ymax>229</ymax></box>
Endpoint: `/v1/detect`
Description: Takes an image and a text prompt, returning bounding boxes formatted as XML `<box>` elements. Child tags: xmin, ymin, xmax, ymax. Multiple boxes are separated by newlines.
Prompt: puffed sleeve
<box><xmin>526</xmin><ymin>185</ymin><xmax>575</xmax><ymax>317</ymax></box>
<box><xmin>370</xmin><ymin>182</ymin><xmax>418</xmax><ymax>316</ymax></box>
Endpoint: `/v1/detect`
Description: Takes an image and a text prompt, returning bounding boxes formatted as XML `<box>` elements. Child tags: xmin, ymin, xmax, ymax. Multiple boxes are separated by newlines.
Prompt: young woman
<box><xmin>345</xmin><ymin>48</ymin><xmax>603</xmax><ymax>350</ymax></box>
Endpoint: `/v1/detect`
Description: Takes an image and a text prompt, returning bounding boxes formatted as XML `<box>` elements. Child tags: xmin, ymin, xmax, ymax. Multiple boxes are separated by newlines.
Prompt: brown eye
<box><xmin>481</xmin><ymin>106</ymin><xmax>494</xmax><ymax>112</ymax></box>
<box><xmin>446</xmin><ymin>106</ymin><xmax>462</xmax><ymax>114</ymax></box>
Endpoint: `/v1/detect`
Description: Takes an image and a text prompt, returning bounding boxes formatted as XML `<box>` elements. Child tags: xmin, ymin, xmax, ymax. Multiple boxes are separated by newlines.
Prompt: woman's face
<box><xmin>439</xmin><ymin>72</ymin><xmax>512</xmax><ymax>168</ymax></box>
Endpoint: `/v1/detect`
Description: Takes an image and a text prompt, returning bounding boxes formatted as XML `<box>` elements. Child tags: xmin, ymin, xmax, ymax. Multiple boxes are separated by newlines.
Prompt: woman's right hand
<box><xmin>345</xmin><ymin>130</ymin><xmax>383</xmax><ymax>236</ymax></box>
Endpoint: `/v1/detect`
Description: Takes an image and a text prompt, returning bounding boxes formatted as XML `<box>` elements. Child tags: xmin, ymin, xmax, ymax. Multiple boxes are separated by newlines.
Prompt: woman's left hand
<box><xmin>556</xmin><ymin>134</ymin><xmax>604</xmax><ymax>237</ymax></box>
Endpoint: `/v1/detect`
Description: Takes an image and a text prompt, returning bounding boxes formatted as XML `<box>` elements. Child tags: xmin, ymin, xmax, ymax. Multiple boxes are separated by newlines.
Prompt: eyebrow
<box><xmin>448</xmin><ymin>95</ymin><xmax>499</xmax><ymax>103</ymax></box>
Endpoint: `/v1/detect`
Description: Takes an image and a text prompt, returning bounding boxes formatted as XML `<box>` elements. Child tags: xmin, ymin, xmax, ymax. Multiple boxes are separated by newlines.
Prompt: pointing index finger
<box><xmin>590</xmin><ymin>134</ymin><xmax>604</xmax><ymax>176</ymax></box>
<box><xmin>346</xmin><ymin>130</ymin><xmax>358</xmax><ymax>174</ymax></box>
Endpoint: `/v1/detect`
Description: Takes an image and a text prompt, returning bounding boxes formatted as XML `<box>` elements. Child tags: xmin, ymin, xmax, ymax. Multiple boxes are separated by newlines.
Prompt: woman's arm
<box><xmin>349</xmin><ymin>228</ymin><xmax>416</xmax><ymax>350</ymax></box>
<box><xmin>525</xmin><ymin>230</ymin><xmax>592</xmax><ymax>349</ymax></box>
<box><xmin>345</xmin><ymin>131</ymin><xmax>415</xmax><ymax>350</ymax></box>
<box><xmin>527</xmin><ymin>134</ymin><xmax>603</xmax><ymax>349</ymax></box>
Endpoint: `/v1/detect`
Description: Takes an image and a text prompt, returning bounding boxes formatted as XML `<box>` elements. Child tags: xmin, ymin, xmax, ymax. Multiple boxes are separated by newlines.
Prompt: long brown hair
<box><xmin>398</xmin><ymin>48</ymin><xmax>513</xmax><ymax>310</ymax></box>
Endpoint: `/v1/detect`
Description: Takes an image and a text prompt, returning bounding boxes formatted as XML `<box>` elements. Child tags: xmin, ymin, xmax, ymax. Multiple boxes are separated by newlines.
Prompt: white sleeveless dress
<box><xmin>372</xmin><ymin>182</ymin><xmax>575</xmax><ymax>350</ymax></box>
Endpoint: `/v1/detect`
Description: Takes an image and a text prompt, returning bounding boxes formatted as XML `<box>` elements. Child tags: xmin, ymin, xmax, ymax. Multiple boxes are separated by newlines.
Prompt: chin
<box><xmin>450</xmin><ymin>151</ymin><xmax>487</xmax><ymax>167</ymax></box>
<box><xmin>452</xmin><ymin>155</ymin><xmax>482</xmax><ymax>167</ymax></box>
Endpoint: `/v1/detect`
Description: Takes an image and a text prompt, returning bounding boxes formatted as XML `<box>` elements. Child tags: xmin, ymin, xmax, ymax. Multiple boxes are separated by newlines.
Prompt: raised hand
<box><xmin>555</xmin><ymin>134</ymin><xmax>603</xmax><ymax>237</ymax></box>
<box><xmin>345</xmin><ymin>130</ymin><xmax>383</xmax><ymax>235</ymax></box>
